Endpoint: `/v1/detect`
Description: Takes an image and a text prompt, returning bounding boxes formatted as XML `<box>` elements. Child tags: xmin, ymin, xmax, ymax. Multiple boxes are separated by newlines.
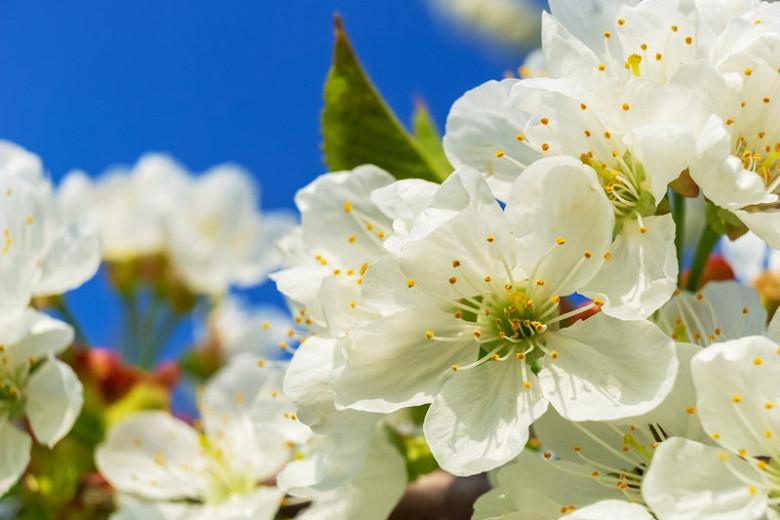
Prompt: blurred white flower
<box><xmin>429</xmin><ymin>0</ymin><xmax>541</xmax><ymax>48</ymax></box>
<box><xmin>204</xmin><ymin>296</ymin><xmax>294</xmax><ymax>361</ymax></box>
<box><xmin>167</xmin><ymin>165</ymin><xmax>295</xmax><ymax>294</ymax></box>
<box><xmin>0</xmin><ymin>141</ymin><xmax>100</xmax><ymax>307</ymax></box>
<box><xmin>96</xmin><ymin>356</ymin><xmax>302</xmax><ymax>519</ymax></box>
<box><xmin>0</xmin><ymin>310</ymin><xmax>81</xmax><ymax>496</ymax></box>
<box><xmin>60</xmin><ymin>154</ymin><xmax>188</xmax><ymax>262</ymax></box>
<box><xmin>62</xmin><ymin>154</ymin><xmax>295</xmax><ymax>295</ymax></box>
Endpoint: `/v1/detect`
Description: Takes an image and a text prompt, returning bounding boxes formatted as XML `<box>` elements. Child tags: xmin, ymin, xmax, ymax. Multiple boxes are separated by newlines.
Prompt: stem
<box><xmin>54</xmin><ymin>299</ymin><xmax>88</xmax><ymax>345</ymax></box>
<box><xmin>686</xmin><ymin>225</ymin><xmax>721</xmax><ymax>292</ymax></box>
<box><xmin>671</xmin><ymin>191</ymin><xmax>685</xmax><ymax>278</ymax></box>
<box><xmin>120</xmin><ymin>292</ymin><xmax>140</xmax><ymax>364</ymax></box>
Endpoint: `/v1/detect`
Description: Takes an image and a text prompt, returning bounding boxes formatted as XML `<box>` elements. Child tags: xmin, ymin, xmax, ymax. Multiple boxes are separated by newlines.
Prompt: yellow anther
<box><xmin>671</xmin><ymin>25</ymin><xmax>679</xmax><ymax>32</ymax></box>
<box><xmin>516</xmin><ymin>133</ymin><xmax>525</xmax><ymax>141</ymax></box>
<box><xmin>516</xmin><ymin>352</ymin><xmax>525</xmax><ymax>360</ymax></box>
<box><xmin>738</xmin><ymin>448</ymin><xmax>748</xmax><ymax>457</ymax></box>
<box><xmin>719</xmin><ymin>453</ymin><xmax>729</xmax><ymax>461</ymax></box>
<box><xmin>603</xmin><ymin>31</ymin><xmax>611</xmax><ymax>39</ymax></box>
<box><xmin>343</xmin><ymin>201</ymin><xmax>353</xmax><ymax>213</ymax></box>
<box><xmin>695</xmin><ymin>293</ymin><xmax>704</xmax><ymax>301</ymax></box>
<box><xmin>262</xmin><ymin>321</ymin><xmax>270</xmax><ymax>330</ymax></box>
<box><xmin>486</xmin><ymin>235</ymin><xmax>495</xmax><ymax>243</ymax></box>
<box><xmin>504</xmin><ymin>282</ymin><xmax>513</xmax><ymax>291</ymax></box>
<box><xmin>451</xmin><ymin>364</ymin><xmax>460</xmax><ymax>371</ymax></box>
<box><xmin>347</xmin><ymin>234</ymin><xmax>356</xmax><ymax>244</ymax></box>
<box><xmin>753</xmin><ymin>356</ymin><xmax>763</xmax><ymax>366</ymax></box>
<box><xmin>452</xmin><ymin>259</ymin><xmax>461</xmax><ymax>268</ymax></box>
<box><xmin>655</xmin><ymin>53</ymin><xmax>663</xmax><ymax>61</ymax></box>
<box><xmin>583</xmin><ymin>250</ymin><xmax>593</xmax><ymax>259</ymax></box>
<box><xmin>622</xmin><ymin>102</ymin><xmax>631</xmax><ymax>111</ymax></box>
<box><xmin>350</xmin><ymin>301</ymin><xmax>357</xmax><ymax>309</ymax></box>
<box><xmin>448</xmin><ymin>276</ymin><xmax>457</xmax><ymax>284</ymax></box>
<box><xmin>766</xmin><ymin>402</ymin><xmax>774</xmax><ymax>409</ymax></box>
<box><xmin>483</xmin><ymin>275</ymin><xmax>492</xmax><ymax>283</ymax></box>
<box><xmin>278</xmin><ymin>341</ymin><xmax>288</xmax><ymax>350</ymax></box>
<box><xmin>406</xmin><ymin>279</ymin><xmax>416</xmax><ymax>288</ymax></box>
<box><xmin>490</xmin><ymin>354</ymin><xmax>500</xmax><ymax>361</ymax></box>
<box><xmin>550</xmin><ymin>351</ymin><xmax>559</xmax><ymax>360</ymax></box>
<box><xmin>555</xmin><ymin>237</ymin><xmax>566</xmax><ymax>245</ymax></box>
<box><xmin>685</xmin><ymin>36</ymin><xmax>693</xmax><ymax>45</ymax></box>
<box><xmin>550</xmin><ymin>295</ymin><xmax>561</xmax><ymax>304</ymax></box>
<box><xmin>745</xmin><ymin>67</ymin><xmax>753</xmax><ymax>76</ymax></box>
<box><xmin>639</xmin><ymin>226</ymin><xmax>648</xmax><ymax>234</ymax></box>
<box><xmin>603</xmin><ymin>131</ymin><xmax>612</xmax><ymax>139</ymax></box>
<box><xmin>617</xmin><ymin>18</ymin><xmax>625</xmax><ymax>26</ymax></box>
<box><xmin>580</xmin><ymin>103</ymin><xmax>587</xmax><ymax>110</ymax></box>
<box><xmin>473</xmin><ymin>330</ymin><xmax>482</xmax><ymax>339</ymax></box>
<box><xmin>686</xmin><ymin>406</ymin><xmax>696</xmax><ymax>414</ymax></box>
<box><xmin>602</xmin><ymin>251</ymin><xmax>612</xmax><ymax>260</ymax></box>
<box><xmin>541</xmin><ymin>143</ymin><xmax>550</xmax><ymax>152</ymax></box>
<box><xmin>597</xmin><ymin>64</ymin><xmax>606</xmax><ymax>72</ymax></box>
<box><xmin>764</xmin><ymin>431</ymin><xmax>773</xmax><ymax>438</ymax></box>
<box><xmin>425</xmin><ymin>330</ymin><xmax>434</xmax><ymax>340</ymax></box>
<box><xmin>495</xmin><ymin>150</ymin><xmax>505</xmax><ymax>158</ymax></box>
<box><xmin>640</xmin><ymin>42</ymin><xmax>648</xmax><ymax>51</ymax></box>
<box><xmin>732</xmin><ymin>394</ymin><xmax>742</xmax><ymax>403</ymax></box>
<box><xmin>711</xmin><ymin>432</ymin><xmax>721</xmax><ymax>440</ymax></box>
<box><xmin>592</xmin><ymin>297</ymin><xmax>604</xmax><ymax>307</ymax></box>
<box><xmin>747</xmin><ymin>486</ymin><xmax>758</xmax><ymax>496</ymax></box>
<box><xmin>591</xmin><ymin>470</ymin><xmax>600</xmax><ymax>477</ymax></box>
<box><xmin>535</xmin><ymin>279</ymin><xmax>545</xmax><ymax>286</ymax></box>
<box><xmin>25</xmin><ymin>216</ymin><xmax>33</xmax><ymax>225</ymax></box>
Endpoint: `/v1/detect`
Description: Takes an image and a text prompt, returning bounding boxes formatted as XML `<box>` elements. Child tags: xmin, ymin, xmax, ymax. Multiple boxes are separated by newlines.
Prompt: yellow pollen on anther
<box><xmin>745</xmin><ymin>67</ymin><xmax>753</xmax><ymax>77</ymax></box>
<box><xmin>719</xmin><ymin>453</ymin><xmax>729</xmax><ymax>461</ymax></box>
<box><xmin>542</xmin><ymin>143</ymin><xmax>550</xmax><ymax>152</ymax></box>
<box><xmin>580</xmin><ymin>103</ymin><xmax>587</xmax><ymax>110</ymax></box>
<box><xmin>765</xmin><ymin>402</ymin><xmax>774</xmax><ymax>409</ymax></box>
<box><xmin>473</xmin><ymin>330</ymin><xmax>482</xmax><ymax>339</ymax></box>
<box><xmin>550</xmin><ymin>351</ymin><xmax>559</xmax><ymax>360</ymax></box>
<box><xmin>711</xmin><ymin>432</ymin><xmax>721</xmax><ymax>440</ymax></box>
<box><xmin>425</xmin><ymin>330</ymin><xmax>434</xmax><ymax>340</ymax></box>
<box><xmin>602</xmin><ymin>251</ymin><xmax>612</xmax><ymax>260</ymax></box>
<box><xmin>764</xmin><ymin>431</ymin><xmax>773</xmax><ymax>438</ymax></box>
<box><xmin>639</xmin><ymin>226</ymin><xmax>648</xmax><ymax>234</ymax></box>
<box><xmin>655</xmin><ymin>53</ymin><xmax>663</xmax><ymax>61</ymax></box>
<box><xmin>622</xmin><ymin>102</ymin><xmax>631</xmax><ymax>111</ymax></box>
<box><xmin>516</xmin><ymin>352</ymin><xmax>526</xmax><ymax>360</ymax></box>
<box><xmin>406</xmin><ymin>279</ymin><xmax>416</xmax><ymax>288</ymax></box>
<box><xmin>452</xmin><ymin>259</ymin><xmax>461</xmax><ymax>268</ymax></box>
<box><xmin>732</xmin><ymin>394</ymin><xmax>742</xmax><ymax>403</ymax></box>
<box><xmin>555</xmin><ymin>237</ymin><xmax>566</xmax><ymax>245</ymax></box>
<box><xmin>695</xmin><ymin>293</ymin><xmax>704</xmax><ymax>301</ymax></box>
<box><xmin>598</xmin><ymin>64</ymin><xmax>606</xmax><ymax>72</ymax></box>
<box><xmin>686</xmin><ymin>406</ymin><xmax>696</xmax><ymax>414</ymax></box>
<box><xmin>343</xmin><ymin>201</ymin><xmax>353</xmax><ymax>213</ymax></box>
<box><xmin>753</xmin><ymin>356</ymin><xmax>763</xmax><ymax>365</ymax></box>
<box><xmin>449</xmin><ymin>276</ymin><xmax>457</xmax><ymax>284</ymax></box>
<box><xmin>543</xmin><ymin>451</ymin><xmax>552</xmax><ymax>459</ymax></box>
<box><xmin>490</xmin><ymin>354</ymin><xmax>500</xmax><ymax>361</ymax></box>
<box><xmin>603</xmin><ymin>31</ymin><xmax>611</xmax><ymax>39</ymax></box>
<box><xmin>347</xmin><ymin>234</ymin><xmax>356</xmax><ymax>244</ymax></box>
<box><xmin>486</xmin><ymin>235</ymin><xmax>495</xmax><ymax>243</ymax></box>
<box><xmin>540</xmin><ymin>117</ymin><xmax>550</xmax><ymax>125</ymax></box>
<box><xmin>451</xmin><ymin>364</ymin><xmax>459</xmax><ymax>371</ymax></box>
<box><xmin>536</xmin><ymin>279</ymin><xmax>545</xmax><ymax>286</ymax></box>
<box><xmin>617</xmin><ymin>18</ymin><xmax>625</xmax><ymax>26</ymax></box>
<box><xmin>495</xmin><ymin>150</ymin><xmax>505</xmax><ymax>158</ymax></box>
<box><xmin>262</xmin><ymin>321</ymin><xmax>270</xmax><ymax>330</ymax></box>
<box><xmin>484</xmin><ymin>275</ymin><xmax>492</xmax><ymax>283</ymax></box>
<box><xmin>592</xmin><ymin>297</ymin><xmax>604</xmax><ymax>307</ymax></box>
<box><xmin>685</xmin><ymin>36</ymin><xmax>693</xmax><ymax>45</ymax></box>
<box><xmin>256</xmin><ymin>359</ymin><xmax>265</xmax><ymax>368</ymax></box>
<box><xmin>738</xmin><ymin>448</ymin><xmax>748</xmax><ymax>457</ymax></box>
<box><xmin>747</xmin><ymin>486</ymin><xmax>758</xmax><ymax>496</ymax></box>
<box><xmin>583</xmin><ymin>250</ymin><xmax>592</xmax><ymax>259</ymax></box>
<box><xmin>516</xmin><ymin>133</ymin><xmax>525</xmax><ymax>141</ymax></box>
<box><xmin>671</xmin><ymin>25</ymin><xmax>679</xmax><ymax>32</ymax></box>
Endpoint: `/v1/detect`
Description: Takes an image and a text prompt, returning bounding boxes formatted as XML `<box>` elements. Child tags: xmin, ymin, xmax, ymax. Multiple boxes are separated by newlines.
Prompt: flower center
<box><xmin>200</xmin><ymin>436</ymin><xmax>258</xmax><ymax>505</ymax></box>
<box><xmin>580</xmin><ymin>150</ymin><xmax>655</xmax><ymax>221</ymax></box>
<box><xmin>734</xmin><ymin>134</ymin><xmax>780</xmax><ymax>193</ymax></box>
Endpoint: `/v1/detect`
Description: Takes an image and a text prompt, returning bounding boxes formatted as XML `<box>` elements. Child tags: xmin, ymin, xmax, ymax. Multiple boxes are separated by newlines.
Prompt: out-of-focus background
<box><xmin>0</xmin><ymin>0</ymin><xmax>545</xmax><ymax>352</ymax></box>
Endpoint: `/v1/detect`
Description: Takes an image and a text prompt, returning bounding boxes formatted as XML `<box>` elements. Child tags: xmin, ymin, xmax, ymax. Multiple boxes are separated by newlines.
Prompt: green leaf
<box><xmin>412</xmin><ymin>100</ymin><xmax>452</xmax><ymax>178</ymax></box>
<box><xmin>705</xmin><ymin>201</ymin><xmax>748</xmax><ymax>240</ymax></box>
<box><xmin>322</xmin><ymin>17</ymin><xmax>448</xmax><ymax>182</ymax></box>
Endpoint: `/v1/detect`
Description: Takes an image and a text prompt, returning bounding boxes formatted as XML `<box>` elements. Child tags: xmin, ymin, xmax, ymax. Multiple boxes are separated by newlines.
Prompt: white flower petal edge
<box><xmin>566</xmin><ymin>500</ymin><xmax>654</xmax><ymax>520</ymax></box>
<box><xmin>442</xmin><ymin>79</ymin><xmax>539</xmax><ymax>201</ymax></box>
<box><xmin>691</xmin><ymin>336</ymin><xmax>780</xmax><ymax>457</ymax></box>
<box><xmin>539</xmin><ymin>313</ymin><xmax>677</xmax><ymax>422</ymax></box>
<box><xmin>25</xmin><ymin>359</ymin><xmax>84</xmax><ymax>447</ymax></box>
<box><xmin>423</xmin><ymin>352</ymin><xmax>548</xmax><ymax>476</ymax></box>
<box><xmin>643</xmin><ymin>437</ymin><xmax>769</xmax><ymax>520</ymax></box>
<box><xmin>0</xmin><ymin>422</ymin><xmax>31</xmax><ymax>496</ymax></box>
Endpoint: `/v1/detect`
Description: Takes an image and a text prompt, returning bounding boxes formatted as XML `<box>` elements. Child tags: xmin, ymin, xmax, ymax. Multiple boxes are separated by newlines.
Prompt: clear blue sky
<box><xmin>0</xmin><ymin>1</ymin><xmax>533</xmax><ymax>353</ymax></box>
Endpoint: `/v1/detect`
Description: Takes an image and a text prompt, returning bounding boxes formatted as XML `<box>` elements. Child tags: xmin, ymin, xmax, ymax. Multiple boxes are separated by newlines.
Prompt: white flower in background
<box><xmin>96</xmin><ymin>356</ymin><xmax>303</xmax><ymax>519</ymax></box>
<box><xmin>167</xmin><ymin>165</ymin><xmax>295</xmax><ymax>295</ymax></box>
<box><xmin>653</xmin><ymin>280</ymin><xmax>767</xmax><ymax>346</ymax></box>
<box><xmin>60</xmin><ymin>154</ymin><xmax>189</xmax><ymax>261</ymax></box>
<box><xmin>428</xmin><ymin>0</ymin><xmax>541</xmax><ymax>47</ymax></box>
<box><xmin>0</xmin><ymin>141</ymin><xmax>100</xmax><ymax>309</ymax></box>
<box><xmin>332</xmin><ymin>160</ymin><xmax>677</xmax><ymax>476</ymax></box>
<box><xmin>644</xmin><ymin>336</ymin><xmax>780</xmax><ymax>519</ymax></box>
<box><xmin>720</xmin><ymin>232</ymin><xmax>779</xmax><ymax>284</ymax></box>
<box><xmin>473</xmin><ymin>340</ymin><xmax>704</xmax><ymax>519</ymax></box>
<box><xmin>0</xmin><ymin>310</ymin><xmax>81</xmax><ymax>495</ymax></box>
<box><xmin>203</xmin><ymin>296</ymin><xmax>294</xmax><ymax>361</ymax></box>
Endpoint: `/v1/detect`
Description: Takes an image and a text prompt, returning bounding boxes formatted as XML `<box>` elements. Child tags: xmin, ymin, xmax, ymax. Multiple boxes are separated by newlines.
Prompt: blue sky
<box><xmin>0</xmin><ymin>1</ymin><xmax>534</xmax><ymax>353</ymax></box>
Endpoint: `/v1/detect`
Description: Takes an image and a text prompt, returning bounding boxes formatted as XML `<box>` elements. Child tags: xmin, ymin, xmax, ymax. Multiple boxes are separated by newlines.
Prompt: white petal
<box><xmin>691</xmin><ymin>336</ymin><xmax>780</xmax><ymax>456</ymax></box>
<box><xmin>0</xmin><ymin>252</ymin><xmax>37</xmax><ymax>319</ymax></box>
<box><xmin>582</xmin><ymin>214</ymin><xmax>677</xmax><ymax>320</ymax></box>
<box><xmin>490</xmin><ymin>450</ymin><xmax>623</xmax><ymax>517</ymax></box>
<box><xmin>643</xmin><ymin>437</ymin><xmax>768</xmax><ymax>520</ymax></box>
<box><xmin>0</xmin><ymin>423</ymin><xmax>31</xmax><ymax>496</ymax></box>
<box><xmin>734</xmin><ymin>208</ymin><xmax>780</xmax><ymax>250</ymax></box>
<box><xmin>295</xmin><ymin>431</ymin><xmax>406</xmax><ymax>520</ymax></box>
<box><xmin>541</xmin><ymin>11</ymin><xmax>602</xmax><ymax>83</ymax></box>
<box><xmin>505</xmin><ymin>156</ymin><xmax>614</xmax><ymax>298</ymax></box>
<box><xmin>720</xmin><ymin>232</ymin><xmax>768</xmax><ymax>283</ymax></box>
<box><xmin>334</xmin><ymin>308</ymin><xmax>477</xmax><ymax>413</ymax></box>
<box><xmin>34</xmin><ymin>219</ymin><xmax>101</xmax><ymax>297</ymax></box>
<box><xmin>196</xmin><ymin>486</ymin><xmax>282</xmax><ymax>520</ymax></box>
<box><xmin>442</xmin><ymin>79</ymin><xmax>538</xmax><ymax>201</ymax></box>
<box><xmin>423</xmin><ymin>358</ymin><xmax>547</xmax><ymax>476</ymax></box>
<box><xmin>638</xmin><ymin>342</ymin><xmax>707</xmax><ymax>441</ymax></box>
<box><xmin>277</xmin><ymin>410</ymin><xmax>380</xmax><ymax>495</ymax></box>
<box><xmin>95</xmin><ymin>411</ymin><xmax>209</xmax><ymax>500</ymax></box>
<box><xmin>232</xmin><ymin>210</ymin><xmax>298</xmax><ymax>288</ymax></box>
<box><xmin>566</xmin><ymin>500</ymin><xmax>653</xmax><ymax>520</ymax></box>
<box><xmin>10</xmin><ymin>310</ymin><xmax>74</xmax><ymax>363</ymax></box>
<box><xmin>26</xmin><ymin>359</ymin><xmax>83</xmax><ymax>447</ymax></box>
<box><xmin>540</xmin><ymin>313</ymin><xmax>677</xmax><ymax>421</ymax></box>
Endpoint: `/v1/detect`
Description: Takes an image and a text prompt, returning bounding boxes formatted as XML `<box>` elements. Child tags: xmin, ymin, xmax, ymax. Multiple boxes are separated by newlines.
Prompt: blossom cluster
<box><xmin>2</xmin><ymin>1</ymin><xmax>780</xmax><ymax>519</ymax></box>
